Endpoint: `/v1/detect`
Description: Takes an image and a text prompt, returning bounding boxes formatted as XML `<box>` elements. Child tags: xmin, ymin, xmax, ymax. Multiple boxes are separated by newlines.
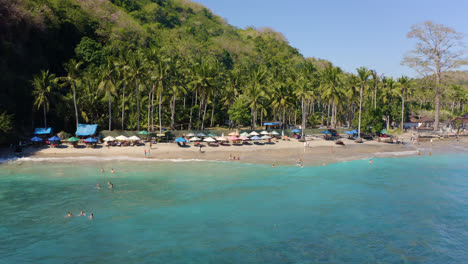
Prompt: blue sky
<box><xmin>192</xmin><ymin>0</ymin><xmax>468</xmax><ymax>78</ymax></box>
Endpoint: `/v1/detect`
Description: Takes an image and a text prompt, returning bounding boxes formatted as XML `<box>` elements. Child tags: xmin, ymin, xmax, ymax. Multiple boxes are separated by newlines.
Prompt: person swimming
<box><xmin>67</xmin><ymin>211</ymin><xmax>72</xmax><ymax>217</ymax></box>
<box><xmin>96</xmin><ymin>183</ymin><xmax>101</xmax><ymax>189</ymax></box>
<box><xmin>101</xmin><ymin>168</ymin><xmax>104</xmax><ymax>173</ymax></box>
<box><xmin>322</xmin><ymin>162</ymin><xmax>327</xmax><ymax>166</ymax></box>
<box><xmin>78</xmin><ymin>210</ymin><xmax>85</xmax><ymax>216</ymax></box>
<box><xmin>111</xmin><ymin>168</ymin><xmax>114</xmax><ymax>174</ymax></box>
<box><xmin>89</xmin><ymin>213</ymin><xmax>94</xmax><ymax>219</ymax></box>
<box><xmin>109</xmin><ymin>183</ymin><xmax>113</xmax><ymax>189</ymax></box>
<box><xmin>300</xmin><ymin>164</ymin><xmax>304</xmax><ymax>168</ymax></box>
<box><xmin>369</xmin><ymin>159</ymin><xmax>374</xmax><ymax>164</ymax></box>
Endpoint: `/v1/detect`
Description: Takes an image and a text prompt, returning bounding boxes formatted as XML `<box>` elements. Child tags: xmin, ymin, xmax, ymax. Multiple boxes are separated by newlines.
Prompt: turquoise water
<box><xmin>0</xmin><ymin>154</ymin><xmax>467</xmax><ymax>263</ymax></box>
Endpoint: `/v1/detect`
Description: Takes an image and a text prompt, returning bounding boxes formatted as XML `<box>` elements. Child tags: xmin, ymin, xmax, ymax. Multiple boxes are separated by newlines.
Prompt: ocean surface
<box><xmin>0</xmin><ymin>154</ymin><xmax>467</xmax><ymax>263</ymax></box>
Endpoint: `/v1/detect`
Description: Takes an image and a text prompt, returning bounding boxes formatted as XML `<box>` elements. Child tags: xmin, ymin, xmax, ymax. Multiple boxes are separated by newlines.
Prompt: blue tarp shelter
<box><xmin>76</xmin><ymin>124</ymin><xmax>98</xmax><ymax>136</ymax></box>
<box><xmin>344</xmin><ymin>131</ymin><xmax>354</xmax><ymax>135</ymax></box>
<box><xmin>34</xmin><ymin>127</ymin><xmax>52</xmax><ymax>135</ymax></box>
<box><xmin>263</xmin><ymin>122</ymin><xmax>280</xmax><ymax>126</ymax></box>
<box><xmin>291</xmin><ymin>129</ymin><xmax>301</xmax><ymax>133</ymax></box>
<box><xmin>48</xmin><ymin>136</ymin><xmax>61</xmax><ymax>141</ymax></box>
<box><xmin>321</xmin><ymin>130</ymin><xmax>331</xmax><ymax>134</ymax></box>
<box><xmin>175</xmin><ymin>137</ymin><xmax>187</xmax><ymax>143</ymax></box>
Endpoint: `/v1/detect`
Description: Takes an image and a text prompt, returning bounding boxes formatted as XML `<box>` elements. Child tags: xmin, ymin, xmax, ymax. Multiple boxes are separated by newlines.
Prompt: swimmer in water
<box><xmin>369</xmin><ymin>159</ymin><xmax>374</xmax><ymax>164</ymax></box>
<box><xmin>89</xmin><ymin>213</ymin><xmax>94</xmax><ymax>219</ymax></box>
<box><xmin>96</xmin><ymin>183</ymin><xmax>101</xmax><ymax>189</ymax></box>
<box><xmin>418</xmin><ymin>150</ymin><xmax>421</xmax><ymax>156</ymax></box>
<box><xmin>79</xmin><ymin>210</ymin><xmax>85</xmax><ymax>216</ymax></box>
<box><xmin>111</xmin><ymin>168</ymin><xmax>114</xmax><ymax>174</ymax></box>
<box><xmin>300</xmin><ymin>164</ymin><xmax>304</xmax><ymax>168</ymax></box>
<box><xmin>429</xmin><ymin>152</ymin><xmax>432</xmax><ymax>156</ymax></box>
<box><xmin>109</xmin><ymin>183</ymin><xmax>113</xmax><ymax>189</ymax></box>
<box><xmin>101</xmin><ymin>168</ymin><xmax>104</xmax><ymax>173</ymax></box>
<box><xmin>322</xmin><ymin>162</ymin><xmax>327</xmax><ymax>166</ymax></box>
<box><xmin>67</xmin><ymin>211</ymin><xmax>72</xmax><ymax>217</ymax></box>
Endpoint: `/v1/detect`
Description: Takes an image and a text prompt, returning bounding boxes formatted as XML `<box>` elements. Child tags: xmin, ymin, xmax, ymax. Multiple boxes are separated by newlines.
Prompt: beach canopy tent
<box><xmin>116</xmin><ymin>135</ymin><xmax>128</xmax><ymax>141</ymax></box>
<box><xmin>207</xmin><ymin>132</ymin><xmax>217</xmax><ymax>137</ymax></box>
<box><xmin>250</xmin><ymin>135</ymin><xmax>261</xmax><ymax>140</ymax></box>
<box><xmin>216</xmin><ymin>137</ymin><xmax>228</xmax><ymax>141</ymax></box>
<box><xmin>351</xmin><ymin>129</ymin><xmax>358</xmax><ymax>134</ymax></box>
<box><xmin>186</xmin><ymin>133</ymin><xmax>195</xmax><ymax>137</ymax></box>
<box><xmin>249</xmin><ymin>131</ymin><xmax>259</xmax><ymax>136</ymax></box>
<box><xmin>128</xmin><ymin>136</ymin><xmax>141</xmax><ymax>141</ymax></box>
<box><xmin>34</xmin><ymin>127</ymin><xmax>52</xmax><ymax>135</ymax></box>
<box><xmin>344</xmin><ymin>131</ymin><xmax>354</xmax><ymax>135</ymax></box>
<box><xmin>291</xmin><ymin>129</ymin><xmax>301</xmax><ymax>133</ymax></box>
<box><xmin>260</xmin><ymin>131</ymin><xmax>269</xmax><ymax>135</ymax></box>
<box><xmin>189</xmin><ymin>137</ymin><xmax>201</xmax><ymax>142</ymax></box>
<box><xmin>67</xmin><ymin>137</ymin><xmax>80</xmax><ymax>142</ymax></box>
<box><xmin>321</xmin><ymin>130</ymin><xmax>332</xmax><ymax>134</ymax></box>
<box><xmin>175</xmin><ymin>137</ymin><xmax>187</xmax><ymax>143</ymax></box>
<box><xmin>239</xmin><ymin>136</ymin><xmax>250</xmax><ymax>141</ymax></box>
<box><xmin>196</xmin><ymin>132</ymin><xmax>207</xmax><ymax>137</ymax></box>
<box><xmin>84</xmin><ymin>137</ymin><xmax>98</xmax><ymax>143</ymax></box>
<box><xmin>31</xmin><ymin>136</ymin><xmax>42</xmax><ymax>142</ymax></box>
<box><xmin>271</xmin><ymin>131</ymin><xmax>279</xmax><ymax>135</ymax></box>
<box><xmin>203</xmin><ymin>137</ymin><xmax>216</xmax><ymax>142</ymax></box>
<box><xmin>261</xmin><ymin>135</ymin><xmax>271</xmax><ymax>140</ymax></box>
<box><xmin>76</xmin><ymin>124</ymin><xmax>98</xmax><ymax>136</ymax></box>
<box><xmin>138</xmin><ymin>131</ymin><xmax>149</xmax><ymax>135</ymax></box>
<box><xmin>103</xmin><ymin>136</ymin><xmax>115</xmax><ymax>141</ymax></box>
<box><xmin>228</xmin><ymin>135</ymin><xmax>239</xmax><ymax>141</ymax></box>
<box><xmin>240</xmin><ymin>132</ymin><xmax>250</xmax><ymax>137</ymax></box>
<box><xmin>48</xmin><ymin>136</ymin><xmax>61</xmax><ymax>141</ymax></box>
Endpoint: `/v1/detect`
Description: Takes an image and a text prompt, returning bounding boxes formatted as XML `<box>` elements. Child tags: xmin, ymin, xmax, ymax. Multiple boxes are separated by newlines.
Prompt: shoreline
<box><xmin>2</xmin><ymin>137</ymin><xmax>466</xmax><ymax>166</ymax></box>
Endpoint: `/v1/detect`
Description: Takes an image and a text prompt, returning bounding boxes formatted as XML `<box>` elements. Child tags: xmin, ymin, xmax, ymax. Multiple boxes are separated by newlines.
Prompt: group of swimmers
<box><xmin>67</xmin><ymin>210</ymin><xmax>93</xmax><ymax>219</ymax></box>
<box><xmin>96</xmin><ymin>181</ymin><xmax>113</xmax><ymax>189</ymax></box>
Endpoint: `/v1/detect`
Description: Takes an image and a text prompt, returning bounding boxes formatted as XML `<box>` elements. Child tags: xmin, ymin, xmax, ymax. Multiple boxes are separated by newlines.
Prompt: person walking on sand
<box><xmin>144</xmin><ymin>149</ymin><xmax>147</xmax><ymax>158</ymax></box>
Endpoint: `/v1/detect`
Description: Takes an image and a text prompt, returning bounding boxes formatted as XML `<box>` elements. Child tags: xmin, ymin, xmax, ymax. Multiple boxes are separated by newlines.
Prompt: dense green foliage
<box><xmin>0</xmin><ymin>0</ymin><xmax>467</xmax><ymax>144</ymax></box>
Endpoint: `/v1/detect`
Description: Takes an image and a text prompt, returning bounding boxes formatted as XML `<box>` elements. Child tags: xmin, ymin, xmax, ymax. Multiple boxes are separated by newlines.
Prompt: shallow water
<box><xmin>0</xmin><ymin>154</ymin><xmax>467</xmax><ymax>263</ymax></box>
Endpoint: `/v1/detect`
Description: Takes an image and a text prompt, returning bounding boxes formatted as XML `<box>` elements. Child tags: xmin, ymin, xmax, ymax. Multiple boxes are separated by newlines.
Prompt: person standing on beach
<box><xmin>144</xmin><ymin>149</ymin><xmax>147</xmax><ymax>158</ymax></box>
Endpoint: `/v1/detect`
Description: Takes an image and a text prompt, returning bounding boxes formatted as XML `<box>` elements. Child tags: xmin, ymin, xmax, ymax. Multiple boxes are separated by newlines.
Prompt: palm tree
<box><xmin>356</xmin><ymin>66</ymin><xmax>371</xmax><ymax>137</ymax></box>
<box><xmin>32</xmin><ymin>70</ymin><xmax>56</xmax><ymax>128</ymax></box>
<box><xmin>397</xmin><ymin>76</ymin><xmax>411</xmax><ymax>130</ymax></box>
<box><xmin>57</xmin><ymin>59</ymin><xmax>82</xmax><ymax>130</ymax></box>
<box><xmin>98</xmin><ymin>60</ymin><xmax>117</xmax><ymax>131</ymax></box>
<box><xmin>114</xmin><ymin>54</ymin><xmax>131</xmax><ymax>130</ymax></box>
<box><xmin>320</xmin><ymin>65</ymin><xmax>344</xmax><ymax>128</ymax></box>
<box><xmin>293</xmin><ymin>61</ymin><xmax>317</xmax><ymax>132</ymax></box>
<box><xmin>379</xmin><ymin>77</ymin><xmax>396</xmax><ymax>130</ymax></box>
<box><xmin>246</xmin><ymin>66</ymin><xmax>269</xmax><ymax>129</ymax></box>
<box><xmin>128</xmin><ymin>51</ymin><xmax>147</xmax><ymax>131</ymax></box>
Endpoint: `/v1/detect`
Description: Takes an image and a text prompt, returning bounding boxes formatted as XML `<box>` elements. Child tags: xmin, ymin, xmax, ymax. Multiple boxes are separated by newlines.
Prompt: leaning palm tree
<box><xmin>356</xmin><ymin>66</ymin><xmax>372</xmax><ymax>137</ymax></box>
<box><xmin>98</xmin><ymin>60</ymin><xmax>117</xmax><ymax>131</ymax></box>
<box><xmin>57</xmin><ymin>59</ymin><xmax>82</xmax><ymax>130</ymax></box>
<box><xmin>32</xmin><ymin>70</ymin><xmax>56</xmax><ymax>128</ymax></box>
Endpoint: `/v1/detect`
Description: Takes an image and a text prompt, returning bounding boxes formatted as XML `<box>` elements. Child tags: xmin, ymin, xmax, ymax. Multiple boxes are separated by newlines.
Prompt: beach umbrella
<box><xmin>239</xmin><ymin>136</ymin><xmax>250</xmax><ymax>141</ymax></box>
<box><xmin>351</xmin><ymin>129</ymin><xmax>358</xmax><ymax>134</ymax></box>
<box><xmin>321</xmin><ymin>130</ymin><xmax>331</xmax><ymax>134</ymax></box>
<box><xmin>216</xmin><ymin>137</ymin><xmax>228</xmax><ymax>141</ymax></box>
<box><xmin>103</xmin><ymin>136</ymin><xmax>115</xmax><ymax>141</ymax></box>
<box><xmin>291</xmin><ymin>129</ymin><xmax>301</xmax><ymax>133</ymax></box>
<box><xmin>175</xmin><ymin>137</ymin><xmax>187</xmax><ymax>143</ymax></box>
<box><xmin>84</xmin><ymin>137</ymin><xmax>98</xmax><ymax>143</ymax></box>
<box><xmin>271</xmin><ymin>131</ymin><xmax>279</xmax><ymax>135</ymax></box>
<box><xmin>228</xmin><ymin>135</ymin><xmax>239</xmax><ymax>141</ymax></box>
<box><xmin>250</xmin><ymin>135</ymin><xmax>261</xmax><ymax>140</ymax></box>
<box><xmin>139</xmin><ymin>130</ymin><xmax>149</xmax><ymax>135</ymax></box>
<box><xmin>380</xmin><ymin>129</ymin><xmax>388</xmax><ymax>134</ymax></box>
<box><xmin>240</xmin><ymin>132</ymin><xmax>250</xmax><ymax>137</ymax></box>
<box><xmin>48</xmin><ymin>136</ymin><xmax>61</xmax><ymax>141</ymax></box>
<box><xmin>196</xmin><ymin>132</ymin><xmax>207</xmax><ymax>137</ymax></box>
<box><xmin>228</xmin><ymin>132</ymin><xmax>239</xmax><ymax>136</ymax></box>
<box><xmin>207</xmin><ymin>132</ymin><xmax>217</xmax><ymax>137</ymax></box>
<box><xmin>156</xmin><ymin>133</ymin><xmax>165</xmax><ymax>137</ymax></box>
<box><xmin>128</xmin><ymin>136</ymin><xmax>141</xmax><ymax>141</ymax></box>
<box><xmin>260</xmin><ymin>131</ymin><xmax>269</xmax><ymax>135</ymax></box>
<box><xmin>203</xmin><ymin>137</ymin><xmax>216</xmax><ymax>142</ymax></box>
<box><xmin>189</xmin><ymin>137</ymin><xmax>201</xmax><ymax>141</ymax></box>
<box><xmin>186</xmin><ymin>133</ymin><xmax>195</xmax><ymax>137</ymax></box>
<box><xmin>116</xmin><ymin>135</ymin><xmax>128</xmax><ymax>141</ymax></box>
<box><xmin>66</xmin><ymin>137</ymin><xmax>80</xmax><ymax>142</ymax></box>
<box><xmin>260</xmin><ymin>135</ymin><xmax>271</xmax><ymax>140</ymax></box>
<box><xmin>344</xmin><ymin>131</ymin><xmax>354</xmax><ymax>135</ymax></box>
<box><xmin>249</xmin><ymin>131</ymin><xmax>259</xmax><ymax>136</ymax></box>
<box><xmin>31</xmin><ymin>136</ymin><xmax>42</xmax><ymax>142</ymax></box>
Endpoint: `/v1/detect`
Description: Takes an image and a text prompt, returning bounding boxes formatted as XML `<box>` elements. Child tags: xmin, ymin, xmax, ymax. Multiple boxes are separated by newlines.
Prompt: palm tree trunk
<box><xmin>197</xmin><ymin>95</ymin><xmax>203</xmax><ymax>130</ymax></box>
<box><xmin>121</xmin><ymin>83</ymin><xmax>125</xmax><ymax>130</ymax></box>
<box><xmin>108</xmin><ymin>91</ymin><xmax>112</xmax><ymax>131</ymax></box>
<box><xmin>147</xmin><ymin>91</ymin><xmax>151</xmax><ymax>132</ymax></box>
<box><xmin>136</xmin><ymin>79</ymin><xmax>140</xmax><ymax>131</ymax></box>
<box><xmin>151</xmin><ymin>85</ymin><xmax>155</xmax><ymax>132</ymax></box>
<box><xmin>210</xmin><ymin>98</ymin><xmax>216</xmax><ymax>127</ymax></box>
<box><xmin>158</xmin><ymin>89</ymin><xmax>162</xmax><ymax>134</ymax></box>
<box><xmin>43</xmin><ymin>105</ymin><xmax>47</xmax><ymax>128</ymax></box>
<box><xmin>400</xmin><ymin>92</ymin><xmax>405</xmax><ymax>130</ymax></box>
<box><xmin>301</xmin><ymin>96</ymin><xmax>305</xmax><ymax>131</ymax></box>
<box><xmin>358</xmin><ymin>84</ymin><xmax>363</xmax><ymax>137</ymax></box>
<box><xmin>434</xmin><ymin>73</ymin><xmax>441</xmax><ymax>131</ymax></box>
<box><xmin>72</xmin><ymin>82</ymin><xmax>79</xmax><ymax>129</ymax></box>
<box><xmin>201</xmin><ymin>97</ymin><xmax>208</xmax><ymax>130</ymax></box>
<box><xmin>189</xmin><ymin>92</ymin><xmax>194</xmax><ymax>131</ymax></box>
<box><xmin>170</xmin><ymin>94</ymin><xmax>176</xmax><ymax>130</ymax></box>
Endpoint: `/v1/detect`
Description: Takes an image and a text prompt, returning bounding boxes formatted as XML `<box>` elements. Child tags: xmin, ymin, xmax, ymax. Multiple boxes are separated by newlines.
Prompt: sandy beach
<box><xmin>5</xmin><ymin>135</ymin><xmax>466</xmax><ymax>166</ymax></box>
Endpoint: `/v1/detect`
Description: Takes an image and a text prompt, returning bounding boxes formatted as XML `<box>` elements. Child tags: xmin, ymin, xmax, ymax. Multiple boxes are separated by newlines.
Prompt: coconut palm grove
<box><xmin>1</xmin><ymin>0</ymin><xmax>467</xmax><ymax>143</ymax></box>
